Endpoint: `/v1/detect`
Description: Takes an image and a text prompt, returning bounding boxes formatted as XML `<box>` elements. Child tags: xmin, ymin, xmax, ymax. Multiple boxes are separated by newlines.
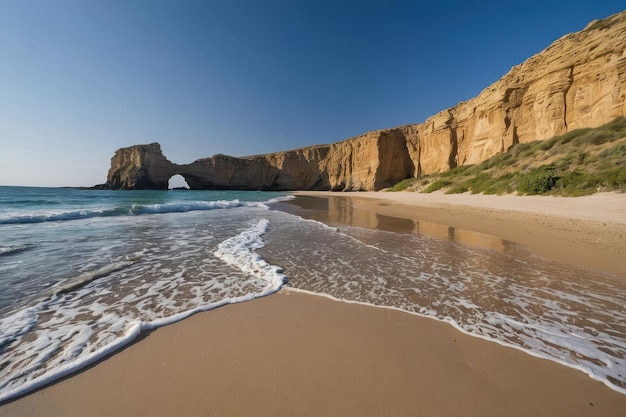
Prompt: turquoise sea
<box><xmin>0</xmin><ymin>186</ymin><xmax>625</xmax><ymax>402</ymax></box>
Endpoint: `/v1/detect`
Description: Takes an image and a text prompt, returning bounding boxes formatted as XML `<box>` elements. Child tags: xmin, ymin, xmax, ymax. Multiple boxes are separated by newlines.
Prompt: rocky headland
<box><xmin>101</xmin><ymin>11</ymin><xmax>626</xmax><ymax>191</ymax></box>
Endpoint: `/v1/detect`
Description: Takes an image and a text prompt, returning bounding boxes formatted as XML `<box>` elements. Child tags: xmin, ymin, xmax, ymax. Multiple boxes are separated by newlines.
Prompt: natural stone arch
<box><xmin>103</xmin><ymin>135</ymin><xmax>415</xmax><ymax>191</ymax></box>
<box><xmin>168</xmin><ymin>174</ymin><xmax>189</xmax><ymax>189</ymax></box>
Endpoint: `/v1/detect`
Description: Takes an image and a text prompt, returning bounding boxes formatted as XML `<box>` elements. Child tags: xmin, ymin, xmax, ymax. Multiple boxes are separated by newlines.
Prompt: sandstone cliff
<box><xmin>416</xmin><ymin>11</ymin><xmax>626</xmax><ymax>174</ymax></box>
<box><xmin>105</xmin><ymin>129</ymin><xmax>414</xmax><ymax>191</ymax></box>
<box><xmin>102</xmin><ymin>11</ymin><xmax>626</xmax><ymax>191</ymax></box>
<box><xmin>106</xmin><ymin>143</ymin><xmax>174</xmax><ymax>189</ymax></box>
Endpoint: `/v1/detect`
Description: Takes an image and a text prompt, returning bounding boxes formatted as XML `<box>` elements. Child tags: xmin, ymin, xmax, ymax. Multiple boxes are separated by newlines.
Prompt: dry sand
<box><xmin>2</xmin><ymin>191</ymin><xmax>625</xmax><ymax>416</ymax></box>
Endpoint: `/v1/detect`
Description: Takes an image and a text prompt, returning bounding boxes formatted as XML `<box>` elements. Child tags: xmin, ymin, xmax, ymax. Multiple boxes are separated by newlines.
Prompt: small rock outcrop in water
<box><xmin>102</xmin><ymin>11</ymin><xmax>626</xmax><ymax>191</ymax></box>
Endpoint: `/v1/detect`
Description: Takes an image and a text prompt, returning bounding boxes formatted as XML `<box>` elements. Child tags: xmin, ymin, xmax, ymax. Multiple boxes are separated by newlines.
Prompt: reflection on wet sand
<box><xmin>260</xmin><ymin>195</ymin><xmax>626</xmax><ymax>392</ymax></box>
<box><xmin>278</xmin><ymin>195</ymin><xmax>521</xmax><ymax>254</ymax></box>
<box><xmin>265</xmin><ymin>196</ymin><xmax>626</xmax><ymax>392</ymax></box>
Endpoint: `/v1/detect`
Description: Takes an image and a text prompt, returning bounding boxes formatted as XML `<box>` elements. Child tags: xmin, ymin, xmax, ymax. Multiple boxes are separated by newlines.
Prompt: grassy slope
<box><xmin>390</xmin><ymin>117</ymin><xmax>626</xmax><ymax>196</ymax></box>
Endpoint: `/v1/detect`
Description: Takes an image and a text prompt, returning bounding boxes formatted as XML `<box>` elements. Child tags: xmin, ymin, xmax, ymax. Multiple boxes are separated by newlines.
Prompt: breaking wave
<box><xmin>0</xmin><ymin>199</ymin><xmax>258</xmax><ymax>225</ymax></box>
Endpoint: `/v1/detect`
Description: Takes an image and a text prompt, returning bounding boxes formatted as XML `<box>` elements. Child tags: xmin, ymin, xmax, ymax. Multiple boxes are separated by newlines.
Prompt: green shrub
<box><xmin>554</xmin><ymin>158</ymin><xmax>572</xmax><ymax>171</ymax></box>
<box><xmin>557</xmin><ymin>186</ymin><xmax>597</xmax><ymax>197</ymax></box>
<box><xmin>513</xmin><ymin>143</ymin><xmax>533</xmax><ymax>153</ymax></box>
<box><xmin>569</xmin><ymin>118</ymin><xmax>626</xmax><ymax>146</ymax></box>
<box><xmin>578</xmin><ymin>130</ymin><xmax>614</xmax><ymax>146</ymax></box>
<box><xmin>479</xmin><ymin>153</ymin><xmax>508</xmax><ymax>170</ymax></box>
<box><xmin>423</xmin><ymin>179</ymin><xmax>452</xmax><ymax>193</ymax></box>
<box><xmin>445</xmin><ymin>184</ymin><xmax>469</xmax><ymax>194</ymax></box>
<box><xmin>603</xmin><ymin>116</ymin><xmax>626</xmax><ymax>132</ymax></box>
<box><xmin>540</xmin><ymin>137</ymin><xmax>559</xmax><ymax>151</ymax></box>
<box><xmin>554</xmin><ymin>171</ymin><xmax>598</xmax><ymax>196</ymax></box>
<box><xmin>558</xmin><ymin>128</ymin><xmax>591</xmax><ymax>145</ymax></box>
<box><xmin>464</xmin><ymin>165</ymin><xmax>483</xmax><ymax>176</ymax></box>
<box><xmin>461</xmin><ymin>173</ymin><xmax>493</xmax><ymax>194</ymax></box>
<box><xmin>483</xmin><ymin>173</ymin><xmax>516</xmax><ymax>195</ymax></box>
<box><xmin>440</xmin><ymin>165</ymin><xmax>475</xmax><ymax>177</ymax></box>
<box><xmin>390</xmin><ymin>178</ymin><xmax>417</xmax><ymax>191</ymax></box>
<box><xmin>517</xmin><ymin>166</ymin><xmax>558</xmax><ymax>194</ymax></box>
<box><xmin>599</xmin><ymin>143</ymin><xmax>626</xmax><ymax>160</ymax></box>
<box><xmin>484</xmin><ymin>182</ymin><xmax>514</xmax><ymax>195</ymax></box>
<box><xmin>604</xmin><ymin>167</ymin><xmax>626</xmax><ymax>189</ymax></box>
<box><xmin>558</xmin><ymin>171</ymin><xmax>585</xmax><ymax>188</ymax></box>
<box><xmin>520</xmin><ymin>149</ymin><xmax>538</xmax><ymax>159</ymax></box>
<box><xmin>400</xmin><ymin>118</ymin><xmax>626</xmax><ymax>197</ymax></box>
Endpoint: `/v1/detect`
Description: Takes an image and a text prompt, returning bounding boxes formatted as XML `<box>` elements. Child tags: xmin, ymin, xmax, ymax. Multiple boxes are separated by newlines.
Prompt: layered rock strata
<box><xmin>102</xmin><ymin>11</ymin><xmax>626</xmax><ymax>191</ymax></box>
<box><xmin>105</xmin><ymin>130</ymin><xmax>415</xmax><ymax>191</ymax></box>
<box><xmin>417</xmin><ymin>12</ymin><xmax>626</xmax><ymax>173</ymax></box>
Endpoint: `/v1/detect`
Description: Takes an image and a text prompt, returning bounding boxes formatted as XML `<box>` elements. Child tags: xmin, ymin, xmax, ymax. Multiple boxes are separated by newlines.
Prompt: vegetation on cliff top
<box><xmin>390</xmin><ymin>117</ymin><xmax>626</xmax><ymax>196</ymax></box>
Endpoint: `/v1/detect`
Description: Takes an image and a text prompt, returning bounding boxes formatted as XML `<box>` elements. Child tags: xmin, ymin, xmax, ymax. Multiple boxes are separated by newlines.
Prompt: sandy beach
<box><xmin>2</xmin><ymin>191</ymin><xmax>626</xmax><ymax>416</ymax></box>
<box><xmin>2</xmin><ymin>291</ymin><xmax>625</xmax><ymax>417</ymax></box>
<box><xmin>288</xmin><ymin>191</ymin><xmax>626</xmax><ymax>277</ymax></box>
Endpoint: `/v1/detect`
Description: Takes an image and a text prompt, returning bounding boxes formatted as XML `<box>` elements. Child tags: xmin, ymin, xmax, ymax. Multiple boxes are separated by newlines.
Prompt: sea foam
<box><xmin>214</xmin><ymin>218</ymin><xmax>287</xmax><ymax>290</ymax></box>
<box><xmin>257</xmin><ymin>211</ymin><xmax>626</xmax><ymax>395</ymax></box>
<box><xmin>0</xmin><ymin>244</ymin><xmax>32</xmax><ymax>256</ymax></box>
<box><xmin>0</xmin><ymin>212</ymin><xmax>287</xmax><ymax>404</ymax></box>
<box><xmin>0</xmin><ymin>199</ymin><xmax>264</xmax><ymax>225</ymax></box>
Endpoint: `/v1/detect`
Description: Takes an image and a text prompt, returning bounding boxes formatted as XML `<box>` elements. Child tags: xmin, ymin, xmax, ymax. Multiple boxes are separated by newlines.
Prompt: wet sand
<box><xmin>2</xmin><ymin>191</ymin><xmax>625</xmax><ymax>416</ymax></box>
<box><xmin>2</xmin><ymin>292</ymin><xmax>626</xmax><ymax>417</ymax></box>
<box><xmin>285</xmin><ymin>191</ymin><xmax>626</xmax><ymax>277</ymax></box>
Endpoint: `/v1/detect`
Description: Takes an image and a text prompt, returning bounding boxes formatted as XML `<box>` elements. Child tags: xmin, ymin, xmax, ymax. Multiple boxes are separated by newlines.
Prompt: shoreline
<box><xmin>2</xmin><ymin>191</ymin><xmax>626</xmax><ymax>416</ymax></box>
<box><xmin>286</xmin><ymin>191</ymin><xmax>626</xmax><ymax>277</ymax></box>
<box><xmin>3</xmin><ymin>291</ymin><xmax>626</xmax><ymax>417</ymax></box>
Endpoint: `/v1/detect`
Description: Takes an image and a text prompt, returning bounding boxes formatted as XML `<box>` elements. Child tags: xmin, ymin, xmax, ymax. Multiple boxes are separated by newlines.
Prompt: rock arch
<box><xmin>168</xmin><ymin>174</ymin><xmax>189</xmax><ymax>189</ymax></box>
<box><xmin>102</xmin><ymin>131</ymin><xmax>415</xmax><ymax>191</ymax></box>
<box><xmin>100</xmin><ymin>11</ymin><xmax>626</xmax><ymax>191</ymax></box>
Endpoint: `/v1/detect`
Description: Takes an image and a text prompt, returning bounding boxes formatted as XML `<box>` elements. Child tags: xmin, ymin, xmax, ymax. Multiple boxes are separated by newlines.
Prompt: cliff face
<box><xmin>106</xmin><ymin>143</ymin><xmax>174</xmax><ymax>189</ymax></box>
<box><xmin>324</xmin><ymin>129</ymin><xmax>415</xmax><ymax>191</ymax></box>
<box><xmin>418</xmin><ymin>12</ymin><xmax>626</xmax><ymax>172</ymax></box>
<box><xmin>103</xmin><ymin>11</ymin><xmax>626</xmax><ymax>191</ymax></box>
<box><xmin>105</xmin><ymin>129</ymin><xmax>414</xmax><ymax>191</ymax></box>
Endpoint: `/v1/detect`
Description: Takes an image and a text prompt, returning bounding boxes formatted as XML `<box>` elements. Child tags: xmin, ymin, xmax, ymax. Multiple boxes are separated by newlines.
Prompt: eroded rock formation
<box><xmin>104</xmin><ymin>130</ymin><xmax>414</xmax><ymax>191</ymax></box>
<box><xmin>102</xmin><ymin>11</ymin><xmax>626</xmax><ymax>191</ymax></box>
<box><xmin>417</xmin><ymin>12</ymin><xmax>626</xmax><ymax>173</ymax></box>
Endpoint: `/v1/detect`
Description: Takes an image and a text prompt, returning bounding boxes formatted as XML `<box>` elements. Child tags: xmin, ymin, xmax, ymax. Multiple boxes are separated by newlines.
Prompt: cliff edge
<box><xmin>102</xmin><ymin>11</ymin><xmax>626</xmax><ymax>191</ymax></box>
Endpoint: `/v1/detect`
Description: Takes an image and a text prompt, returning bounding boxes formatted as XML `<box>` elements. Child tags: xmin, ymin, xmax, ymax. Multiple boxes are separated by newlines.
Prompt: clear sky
<box><xmin>1</xmin><ymin>0</ymin><xmax>624</xmax><ymax>187</ymax></box>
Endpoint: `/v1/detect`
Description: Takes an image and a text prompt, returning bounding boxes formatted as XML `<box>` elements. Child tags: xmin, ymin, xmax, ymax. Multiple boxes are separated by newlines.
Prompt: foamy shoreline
<box><xmin>3</xmin><ymin>291</ymin><xmax>625</xmax><ymax>417</ymax></box>
<box><xmin>2</xmin><ymin>191</ymin><xmax>626</xmax><ymax>416</ymax></box>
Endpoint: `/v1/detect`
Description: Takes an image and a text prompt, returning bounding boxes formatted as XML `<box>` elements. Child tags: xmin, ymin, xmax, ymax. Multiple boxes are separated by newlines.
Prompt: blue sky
<box><xmin>1</xmin><ymin>1</ymin><xmax>624</xmax><ymax>187</ymax></box>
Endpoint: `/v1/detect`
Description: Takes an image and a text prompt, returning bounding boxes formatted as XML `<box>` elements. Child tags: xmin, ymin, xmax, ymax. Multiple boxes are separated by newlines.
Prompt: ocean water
<box><xmin>0</xmin><ymin>186</ymin><xmax>625</xmax><ymax>402</ymax></box>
